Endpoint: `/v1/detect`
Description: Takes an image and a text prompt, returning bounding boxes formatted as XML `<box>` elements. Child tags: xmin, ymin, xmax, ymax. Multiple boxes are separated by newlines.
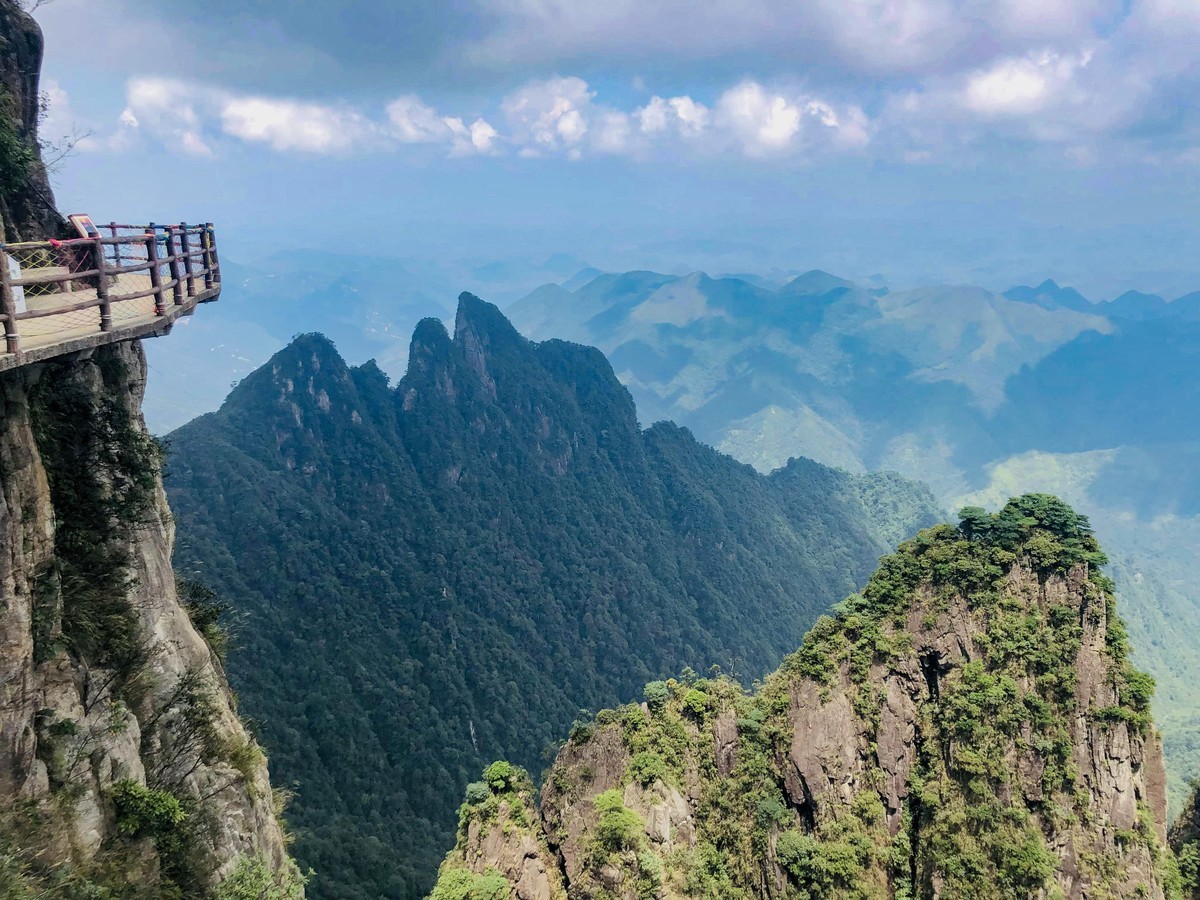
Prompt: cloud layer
<box><xmin>44</xmin><ymin>0</ymin><xmax>1200</xmax><ymax>167</ymax></box>
<box><xmin>75</xmin><ymin>75</ymin><xmax>873</xmax><ymax>162</ymax></box>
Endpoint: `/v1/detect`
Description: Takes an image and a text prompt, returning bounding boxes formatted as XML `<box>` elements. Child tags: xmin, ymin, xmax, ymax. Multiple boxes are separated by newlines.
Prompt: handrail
<box><xmin>0</xmin><ymin>222</ymin><xmax>221</xmax><ymax>355</ymax></box>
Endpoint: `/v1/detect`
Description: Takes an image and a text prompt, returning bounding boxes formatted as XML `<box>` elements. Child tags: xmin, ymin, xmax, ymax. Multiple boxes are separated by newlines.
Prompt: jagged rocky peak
<box><xmin>431</xmin><ymin>494</ymin><xmax>1180</xmax><ymax>899</ymax></box>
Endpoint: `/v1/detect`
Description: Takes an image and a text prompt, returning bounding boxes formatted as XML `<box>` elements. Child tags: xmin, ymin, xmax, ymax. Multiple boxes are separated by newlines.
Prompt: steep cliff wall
<box><xmin>1</xmin><ymin>1</ymin><xmax>299</xmax><ymax>891</ymax></box>
<box><xmin>0</xmin><ymin>342</ymin><xmax>299</xmax><ymax>894</ymax></box>
<box><xmin>0</xmin><ymin>0</ymin><xmax>63</xmax><ymax>242</ymax></box>
<box><xmin>432</xmin><ymin>496</ymin><xmax>1182</xmax><ymax>899</ymax></box>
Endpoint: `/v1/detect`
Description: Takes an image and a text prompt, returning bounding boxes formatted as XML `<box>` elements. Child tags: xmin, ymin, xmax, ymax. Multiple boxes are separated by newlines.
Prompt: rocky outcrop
<box><xmin>428</xmin><ymin>497</ymin><xmax>1181</xmax><ymax>899</ymax></box>
<box><xmin>431</xmin><ymin>766</ymin><xmax>566</xmax><ymax>900</ymax></box>
<box><xmin>0</xmin><ymin>342</ymin><xmax>296</xmax><ymax>893</ymax></box>
<box><xmin>1</xmin><ymin>2</ymin><xmax>297</xmax><ymax>889</ymax></box>
<box><xmin>0</xmin><ymin>0</ymin><xmax>65</xmax><ymax>242</ymax></box>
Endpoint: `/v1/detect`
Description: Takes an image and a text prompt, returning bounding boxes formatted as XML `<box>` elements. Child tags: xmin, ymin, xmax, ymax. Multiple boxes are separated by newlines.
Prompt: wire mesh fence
<box><xmin>0</xmin><ymin>224</ymin><xmax>220</xmax><ymax>357</ymax></box>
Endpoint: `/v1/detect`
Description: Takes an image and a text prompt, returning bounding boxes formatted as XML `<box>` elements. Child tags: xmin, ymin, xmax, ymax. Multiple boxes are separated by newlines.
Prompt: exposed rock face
<box><xmin>431</xmin><ymin>768</ymin><xmax>566</xmax><ymax>900</ymax></box>
<box><xmin>2</xmin><ymin>9</ymin><xmax>294</xmax><ymax>885</ymax></box>
<box><xmin>0</xmin><ymin>342</ymin><xmax>294</xmax><ymax>892</ymax></box>
<box><xmin>0</xmin><ymin>0</ymin><xmax>66</xmax><ymax>242</ymax></box>
<box><xmin>428</xmin><ymin>498</ymin><xmax>1179</xmax><ymax>899</ymax></box>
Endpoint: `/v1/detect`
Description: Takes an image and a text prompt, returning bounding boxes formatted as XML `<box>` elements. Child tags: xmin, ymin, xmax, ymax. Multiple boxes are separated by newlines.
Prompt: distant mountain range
<box><xmin>505</xmin><ymin>268</ymin><xmax>1200</xmax><ymax>813</ymax></box>
<box><xmin>144</xmin><ymin>258</ymin><xmax>1199</xmax><ymax>436</ymax></box>
<box><xmin>155</xmin><ymin>257</ymin><xmax>1200</xmax><ymax>813</ymax></box>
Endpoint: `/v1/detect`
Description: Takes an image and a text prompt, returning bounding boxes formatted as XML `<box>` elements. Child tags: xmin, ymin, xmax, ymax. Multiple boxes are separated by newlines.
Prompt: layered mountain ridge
<box><xmin>165</xmin><ymin>294</ymin><xmax>941</xmax><ymax>899</ymax></box>
<box><xmin>432</xmin><ymin>496</ymin><xmax>1184</xmax><ymax>900</ymax></box>
<box><xmin>505</xmin><ymin>266</ymin><xmax>1200</xmax><ymax>815</ymax></box>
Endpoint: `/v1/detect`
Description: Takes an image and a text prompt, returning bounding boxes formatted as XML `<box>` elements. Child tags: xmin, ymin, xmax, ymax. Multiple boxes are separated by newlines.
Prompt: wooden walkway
<box><xmin>0</xmin><ymin>223</ymin><xmax>221</xmax><ymax>373</ymax></box>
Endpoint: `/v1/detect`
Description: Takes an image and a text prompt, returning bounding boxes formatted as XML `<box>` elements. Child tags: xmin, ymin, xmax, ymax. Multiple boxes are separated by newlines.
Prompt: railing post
<box><xmin>146</xmin><ymin>228</ymin><xmax>165</xmax><ymax>316</ymax></box>
<box><xmin>201</xmin><ymin>225</ymin><xmax>215</xmax><ymax>290</ymax></box>
<box><xmin>0</xmin><ymin>245</ymin><xmax>20</xmax><ymax>354</ymax></box>
<box><xmin>205</xmin><ymin>223</ymin><xmax>220</xmax><ymax>284</ymax></box>
<box><xmin>93</xmin><ymin>237</ymin><xmax>112</xmax><ymax>332</ymax></box>
<box><xmin>179</xmin><ymin>221</ymin><xmax>195</xmax><ymax>297</ymax></box>
<box><xmin>109</xmin><ymin>221</ymin><xmax>120</xmax><ymax>268</ymax></box>
<box><xmin>166</xmin><ymin>226</ymin><xmax>184</xmax><ymax>305</ymax></box>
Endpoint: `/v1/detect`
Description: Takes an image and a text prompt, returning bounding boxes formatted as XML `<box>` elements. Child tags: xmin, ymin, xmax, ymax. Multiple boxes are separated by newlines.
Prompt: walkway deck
<box><xmin>0</xmin><ymin>223</ymin><xmax>221</xmax><ymax>373</ymax></box>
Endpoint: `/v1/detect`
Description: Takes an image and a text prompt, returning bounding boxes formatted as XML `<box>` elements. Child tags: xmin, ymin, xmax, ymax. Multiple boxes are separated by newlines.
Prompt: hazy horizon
<box><xmin>33</xmin><ymin>0</ymin><xmax>1200</xmax><ymax>300</ymax></box>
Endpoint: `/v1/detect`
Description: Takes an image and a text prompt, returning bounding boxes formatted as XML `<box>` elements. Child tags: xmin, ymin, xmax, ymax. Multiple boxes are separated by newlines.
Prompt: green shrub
<box><xmin>594</xmin><ymin>790</ymin><xmax>643</xmax><ymax>853</ymax></box>
<box><xmin>628</xmin><ymin>752</ymin><xmax>668</xmax><ymax>787</ymax></box>
<box><xmin>214</xmin><ymin>853</ymin><xmax>307</xmax><ymax>900</ymax></box>
<box><xmin>178</xmin><ymin>577</ymin><xmax>232</xmax><ymax>661</ymax></box>
<box><xmin>0</xmin><ymin>88</ymin><xmax>34</xmax><ymax>201</ymax></box>
<box><xmin>754</xmin><ymin>795</ymin><xmax>792</xmax><ymax>830</ymax></box>
<box><xmin>636</xmin><ymin>850</ymin><xmax>664</xmax><ymax>899</ymax></box>
<box><xmin>1176</xmin><ymin>840</ymin><xmax>1199</xmax><ymax>893</ymax></box>
<box><xmin>776</xmin><ymin>828</ymin><xmax>867</xmax><ymax>895</ymax></box>
<box><xmin>464</xmin><ymin>782</ymin><xmax>491</xmax><ymax>805</ymax></box>
<box><xmin>643</xmin><ymin>681</ymin><xmax>670</xmax><ymax>710</ymax></box>
<box><xmin>111</xmin><ymin>779</ymin><xmax>186</xmax><ymax>838</ymax></box>
<box><xmin>682</xmin><ymin>688</ymin><xmax>709</xmax><ymax>718</ymax></box>
<box><xmin>429</xmin><ymin>867</ymin><xmax>511</xmax><ymax>900</ymax></box>
<box><xmin>1123</xmin><ymin>669</ymin><xmax>1156</xmax><ymax>711</ymax></box>
<box><xmin>482</xmin><ymin>761</ymin><xmax>516</xmax><ymax>793</ymax></box>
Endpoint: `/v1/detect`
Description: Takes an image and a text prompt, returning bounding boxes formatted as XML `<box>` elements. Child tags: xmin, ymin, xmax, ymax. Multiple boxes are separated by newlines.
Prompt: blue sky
<box><xmin>33</xmin><ymin>0</ymin><xmax>1200</xmax><ymax>297</ymax></box>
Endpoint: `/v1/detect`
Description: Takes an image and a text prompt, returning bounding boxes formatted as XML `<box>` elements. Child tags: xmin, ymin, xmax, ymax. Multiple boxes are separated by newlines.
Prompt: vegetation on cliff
<box><xmin>1172</xmin><ymin>783</ymin><xmax>1200</xmax><ymax>898</ymax></box>
<box><xmin>0</xmin><ymin>346</ymin><xmax>302</xmax><ymax>899</ymax></box>
<box><xmin>165</xmin><ymin>295</ymin><xmax>940</xmax><ymax>899</ymax></box>
<box><xmin>432</xmin><ymin>495</ymin><xmax>1182</xmax><ymax>899</ymax></box>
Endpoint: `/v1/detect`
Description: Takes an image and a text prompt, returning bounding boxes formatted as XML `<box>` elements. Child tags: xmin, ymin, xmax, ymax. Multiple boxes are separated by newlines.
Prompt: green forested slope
<box><xmin>165</xmin><ymin>294</ymin><xmax>938</xmax><ymax>900</ymax></box>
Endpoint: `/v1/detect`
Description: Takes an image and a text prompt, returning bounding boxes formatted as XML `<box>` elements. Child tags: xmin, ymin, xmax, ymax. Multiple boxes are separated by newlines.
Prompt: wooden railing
<box><xmin>0</xmin><ymin>222</ymin><xmax>221</xmax><ymax>354</ymax></box>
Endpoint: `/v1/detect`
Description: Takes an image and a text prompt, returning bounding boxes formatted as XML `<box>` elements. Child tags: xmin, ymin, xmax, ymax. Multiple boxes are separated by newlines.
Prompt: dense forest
<box><xmin>165</xmin><ymin>294</ymin><xmax>939</xmax><ymax>899</ymax></box>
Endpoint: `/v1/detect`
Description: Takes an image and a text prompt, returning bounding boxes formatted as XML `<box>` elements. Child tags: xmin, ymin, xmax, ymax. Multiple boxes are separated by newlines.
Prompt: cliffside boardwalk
<box><xmin>0</xmin><ymin>222</ymin><xmax>221</xmax><ymax>371</ymax></box>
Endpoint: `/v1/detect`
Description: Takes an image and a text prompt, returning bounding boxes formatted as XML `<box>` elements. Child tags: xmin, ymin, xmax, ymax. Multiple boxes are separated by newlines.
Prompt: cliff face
<box><xmin>1</xmin><ymin>1</ymin><xmax>297</xmax><ymax>890</ymax></box>
<box><xmin>0</xmin><ymin>0</ymin><xmax>64</xmax><ymax>242</ymax></box>
<box><xmin>0</xmin><ymin>342</ymin><xmax>297</xmax><ymax>893</ymax></box>
<box><xmin>433</xmin><ymin>496</ymin><xmax>1180</xmax><ymax>900</ymax></box>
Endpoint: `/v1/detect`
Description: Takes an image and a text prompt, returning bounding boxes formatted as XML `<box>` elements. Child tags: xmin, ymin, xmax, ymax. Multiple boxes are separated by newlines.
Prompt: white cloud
<box><xmin>122</xmin><ymin>78</ymin><xmax>214</xmax><ymax>157</ymax></box>
<box><xmin>962</xmin><ymin>50</ymin><xmax>1092</xmax><ymax>117</ymax></box>
<box><xmin>387</xmin><ymin>95</ymin><xmax>453</xmax><ymax>143</ymax></box>
<box><xmin>221</xmin><ymin>96</ymin><xmax>375</xmax><ymax>153</ymax></box>
<box><xmin>93</xmin><ymin>78</ymin><xmax>495</xmax><ymax>158</ymax></box>
<box><xmin>445</xmin><ymin>116</ymin><xmax>499</xmax><ymax>156</ymax></box>
<box><xmin>713</xmin><ymin>82</ymin><xmax>870</xmax><ymax>156</ymax></box>
<box><xmin>636</xmin><ymin>95</ymin><xmax>710</xmax><ymax>138</ymax></box>
<box><xmin>501</xmin><ymin>76</ymin><xmax>594</xmax><ymax>156</ymax></box>
<box><xmin>592</xmin><ymin>111</ymin><xmax>633</xmax><ymax>154</ymax></box>
<box><xmin>670</xmin><ymin>97</ymin><xmax>711</xmax><ymax>137</ymax></box>
<box><xmin>39</xmin><ymin>80</ymin><xmax>74</xmax><ymax>136</ymax></box>
<box><xmin>388</xmin><ymin>96</ymin><xmax>498</xmax><ymax>155</ymax></box>
<box><xmin>101</xmin><ymin>74</ymin><xmax>870</xmax><ymax>162</ymax></box>
<box><xmin>716</xmin><ymin>83</ymin><xmax>802</xmax><ymax>154</ymax></box>
<box><xmin>636</xmin><ymin>96</ymin><xmax>671</xmax><ymax>134</ymax></box>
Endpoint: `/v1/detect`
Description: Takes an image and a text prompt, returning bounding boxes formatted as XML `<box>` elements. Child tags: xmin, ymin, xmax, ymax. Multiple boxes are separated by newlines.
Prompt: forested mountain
<box><xmin>432</xmin><ymin>496</ymin><xmax>1188</xmax><ymax>899</ymax></box>
<box><xmin>506</xmin><ymin>268</ymin><xmax>1200</xmax><ymax>812</ymax></box>
<box><xmin>164</xmin><ymin>294</ymin><xmax>939</xmax><ymax>899</ymax></box>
